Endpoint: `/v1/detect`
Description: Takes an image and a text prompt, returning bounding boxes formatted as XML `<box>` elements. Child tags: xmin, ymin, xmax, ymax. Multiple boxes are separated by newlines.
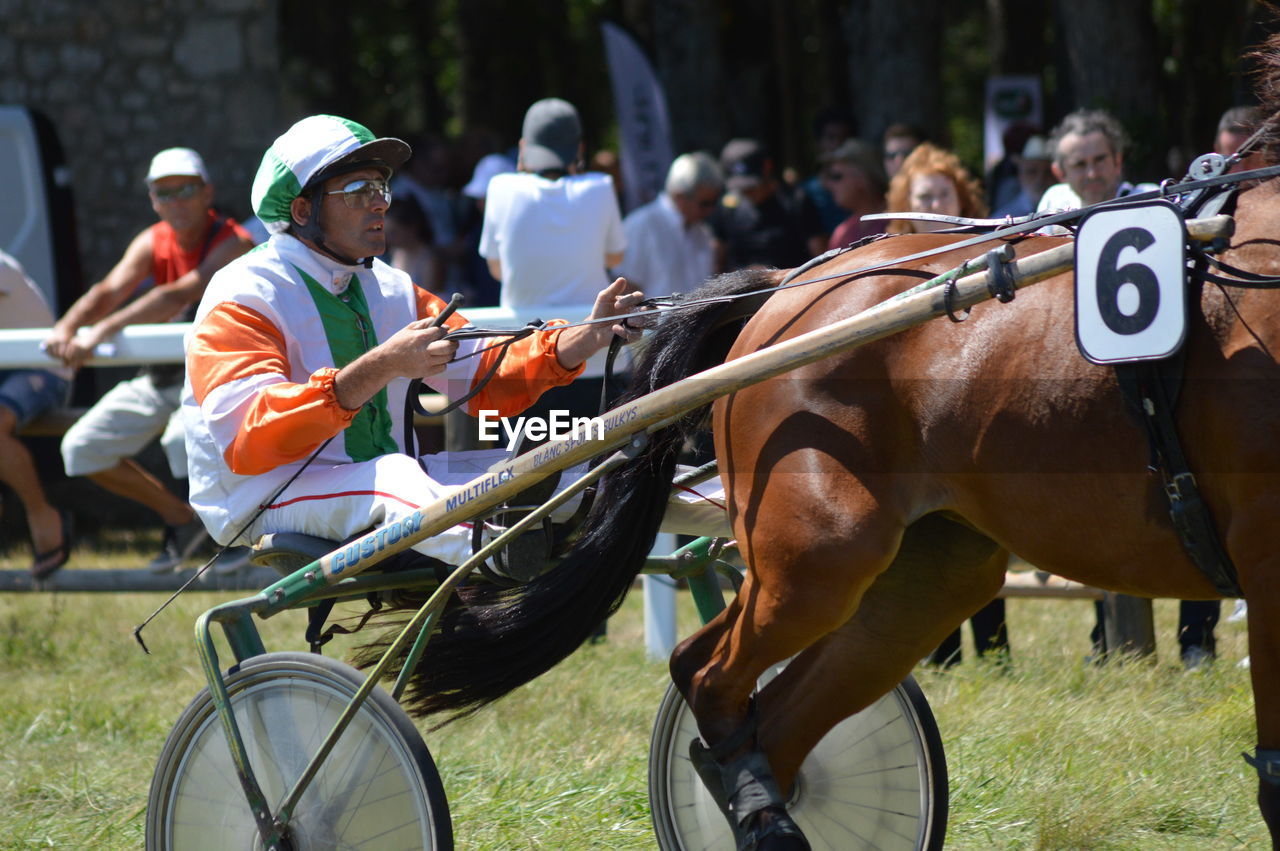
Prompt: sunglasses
<box><xmin>324</xmin><ymin>178</ymin><xmax>392</xmax><ymax>209</ymax></box>
<box><xmin>150</xmin><ymin>183</ymin><xmax>203</xmax><ymax>202</ymax></box>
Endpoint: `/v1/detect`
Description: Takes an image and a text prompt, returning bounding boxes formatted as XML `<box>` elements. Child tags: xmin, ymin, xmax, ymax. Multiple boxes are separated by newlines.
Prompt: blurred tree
<box><xmin>270</xmin><ymin>0</ymin><xmax>1275</xmax><ymax>189</ymax></box>
<box><xmin>843</xmin><ymin>0</ymin><xmax>946</xmax><ymax>149</ymax></box>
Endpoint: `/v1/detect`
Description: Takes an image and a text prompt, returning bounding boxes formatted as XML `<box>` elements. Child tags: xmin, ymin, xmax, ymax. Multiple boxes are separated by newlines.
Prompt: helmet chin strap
<box><xmin>294</xmin><ymin>184</ymin><xmax>375</xmax><ymax>268</ymax></box>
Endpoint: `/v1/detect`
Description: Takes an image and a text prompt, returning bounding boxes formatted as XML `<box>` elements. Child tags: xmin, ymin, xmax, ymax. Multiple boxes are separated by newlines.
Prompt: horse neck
<box><xmin>1205</xmin><ymin>178</ymin><xmax>1280</xmax><ymax>355</ymax></box>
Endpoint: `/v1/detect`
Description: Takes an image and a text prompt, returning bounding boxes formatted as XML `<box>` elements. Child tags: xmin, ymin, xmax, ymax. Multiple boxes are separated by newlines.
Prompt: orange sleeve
<box><xmin>466</xmin><ymin>321</ymin><xmax>583</xmax><ymax>416</ymax></box>
<box><xmin>188</xmin><ymin>302</ymin><xmax>357</xmax><ymax>475</ymax></box>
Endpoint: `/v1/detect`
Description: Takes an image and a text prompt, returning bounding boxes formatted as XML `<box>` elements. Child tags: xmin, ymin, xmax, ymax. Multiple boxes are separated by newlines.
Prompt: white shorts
<box><xmin>244</xmin><ymin>450</ymin><xmax>730</xmax><ymax>567</ymax></box>
<box><xmin>61</xmin><ymin>373</ymin><xmax>186</xmax><ymax>478</ymax></box>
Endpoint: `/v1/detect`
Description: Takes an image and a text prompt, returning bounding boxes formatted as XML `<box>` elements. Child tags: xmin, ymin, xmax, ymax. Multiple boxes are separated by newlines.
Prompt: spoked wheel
<box><xmin>648</xmin><ymin>673</ymin><xmax>947</xmax><ymax>850</ymax></box>
<box><xmin>146</xmin><ymin>652</ymin><xmax>452</xmax><ymax>850</ymax></box>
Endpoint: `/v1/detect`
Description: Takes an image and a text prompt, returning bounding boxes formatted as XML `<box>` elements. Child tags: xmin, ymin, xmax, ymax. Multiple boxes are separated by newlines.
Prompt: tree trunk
<box><xmin>843</xmin><ymin>0</ymin><xmax>945</xmax><ymax>146</ymax></box>
<box><xmin>455</xmin><ymin>1</ymin><xmax>574</xmax><ymax>141</ymax></box>
<box><xmin>1052</xmin><ymin>0</ymin><xmax>1164</xmax><ymax>179</ymax></box>
<box><xmin>987</xmin><ymin>0</ymin><xmax>1048</xmax><ymax>75</ymax></box>
<box><xmin>650</xmin><ymin>0</ymin><xmax>730</xmax><ymax>153</ymax></box>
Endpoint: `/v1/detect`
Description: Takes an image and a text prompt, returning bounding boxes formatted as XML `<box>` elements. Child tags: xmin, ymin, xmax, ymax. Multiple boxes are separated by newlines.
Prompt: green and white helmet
<box><xmin>251</xmin><ymin>115</ymin><xmax>411</xmax><ymax>235</ymax></box>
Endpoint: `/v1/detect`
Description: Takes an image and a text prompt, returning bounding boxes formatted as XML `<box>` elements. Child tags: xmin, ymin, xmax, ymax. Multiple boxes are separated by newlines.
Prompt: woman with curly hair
<box><xmin>885</xmin><ymin>142</ymin><xmax>987</xmax><ymax>234</ymax></box>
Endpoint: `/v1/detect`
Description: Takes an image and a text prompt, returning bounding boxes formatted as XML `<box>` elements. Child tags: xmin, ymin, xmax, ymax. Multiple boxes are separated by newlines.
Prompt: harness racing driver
<box><xmin>181</xmin><ymin>115</ymin><xmax>646</xmax><ymax>569</ymax></box>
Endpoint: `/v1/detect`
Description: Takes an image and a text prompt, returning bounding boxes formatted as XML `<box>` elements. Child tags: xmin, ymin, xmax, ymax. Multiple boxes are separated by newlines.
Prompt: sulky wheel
<box><xmin>648</xmin><ymin>673</ymin><xmax>947</xmax><ymax>850</ymax></box>
<box><xmin>146</xmin><ymin>651</ymin><xmax>452</xmax><ymax>850</ymax></box>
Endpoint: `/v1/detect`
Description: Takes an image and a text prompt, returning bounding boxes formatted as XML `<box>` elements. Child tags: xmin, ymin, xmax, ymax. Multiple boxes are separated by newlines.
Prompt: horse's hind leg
<box><xmin>668</xmin><ymin>476</ymin><xmax>910</xmax><ymax>848</ymax></box>
<box><xmin>670</xmin><ymin>493</ymin><xmax>905</xmax><ymax>752</ymax></box>
<box><xmin>755</xmin><ymin>513</ymin><xmax>1007</xmax><ymax>791</ymax></box>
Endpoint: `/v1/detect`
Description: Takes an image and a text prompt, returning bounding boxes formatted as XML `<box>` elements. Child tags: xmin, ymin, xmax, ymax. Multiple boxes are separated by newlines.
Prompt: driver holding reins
<box><xmin>181</xmin><ymin>115</ymin><xmax>644</xmax><ymax>566</ymax></box>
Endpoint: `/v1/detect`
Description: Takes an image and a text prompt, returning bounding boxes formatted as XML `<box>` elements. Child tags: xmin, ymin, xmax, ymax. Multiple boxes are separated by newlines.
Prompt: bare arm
<box><xmin>53</xmin><ymin>233</ymin><xmax>252</xmax><ymax>369</ymax></box>
<box><xmin>88</xmin><ymin>235</ymin><xmax>252</xmax><ymax>342</ymax></box>
<box><xmin>552</xmin><ymin>277</ymin><xmax>645</xmax><ymax>369</ymax></box>
<box><xmin>605</xmin><ymin>251</ymin><xmax>624</xmax><ymax>269</ymax></box>
<box><xmin>487</xmin><ymin>257</ymin><xmax>503</xmax><ymax>281</ymax></box>
<box><xmin>44</xmin><ymin>229</ymin><xmax>154</xmax><ymax>363</ymax></box>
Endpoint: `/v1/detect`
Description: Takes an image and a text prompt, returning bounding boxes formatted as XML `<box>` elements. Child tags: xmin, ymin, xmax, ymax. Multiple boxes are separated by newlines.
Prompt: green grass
<box><xmin>0</xmin><ymin>542</ymin><xmax>1267</xmax><ymax>848</ymax></box>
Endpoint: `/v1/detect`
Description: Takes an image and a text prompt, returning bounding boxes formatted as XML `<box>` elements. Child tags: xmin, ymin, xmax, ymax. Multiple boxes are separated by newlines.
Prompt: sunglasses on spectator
<box><xmin>325</xmin><ymin>178</ymin><xmax>392</xmax><ymax>209</ymax></box>
<box><xmin>150</xmin><ymin>183</ymin><xmax>204</xmax><ymax>202</ymax></box>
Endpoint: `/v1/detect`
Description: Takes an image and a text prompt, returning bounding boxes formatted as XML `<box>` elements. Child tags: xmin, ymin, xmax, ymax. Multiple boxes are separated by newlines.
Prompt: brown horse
<box><xmin>357</xmin><ymin>77</ymin><xmax>1280</xmax><ymax>851</ymax></box>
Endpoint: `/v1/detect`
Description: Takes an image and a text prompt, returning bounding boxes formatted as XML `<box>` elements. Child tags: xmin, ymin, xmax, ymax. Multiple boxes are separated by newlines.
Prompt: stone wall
<box><xmin>1</xmin><ymin>0</ymin><xmax>281</xmax><ymax>286</ymax></box>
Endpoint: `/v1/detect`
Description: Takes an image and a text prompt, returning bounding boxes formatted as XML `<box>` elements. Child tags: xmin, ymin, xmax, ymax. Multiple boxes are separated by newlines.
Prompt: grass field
<box><xmin>0</xmin><ymin>538</ymin><xmax>1266</xmax><ymax>849</ymax></box>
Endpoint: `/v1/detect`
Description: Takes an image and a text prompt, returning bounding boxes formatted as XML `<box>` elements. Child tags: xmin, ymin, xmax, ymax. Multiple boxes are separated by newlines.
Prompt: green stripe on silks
<box><xmin>296</xmin><ymin>266</ymin><xmax>398</xmax><ymax>462</ymax></box>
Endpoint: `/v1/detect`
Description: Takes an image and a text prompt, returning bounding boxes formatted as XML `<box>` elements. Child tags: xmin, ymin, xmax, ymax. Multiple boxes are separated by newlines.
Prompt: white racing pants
<box><xmin>245</xmin><ymin>449</ymin><xmax>730</xmax><ymax>567</ymax></box>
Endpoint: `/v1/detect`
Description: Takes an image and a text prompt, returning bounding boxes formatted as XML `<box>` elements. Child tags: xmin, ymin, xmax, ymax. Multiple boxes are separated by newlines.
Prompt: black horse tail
<box><xmin>350</xmin><ymin>267</ymin><xmax>783</xmax><ymax>724</ymax></box>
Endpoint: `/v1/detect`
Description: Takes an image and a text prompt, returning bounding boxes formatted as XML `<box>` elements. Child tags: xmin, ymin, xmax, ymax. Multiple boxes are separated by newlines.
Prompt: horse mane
<box><xmin>1249</xmin><ymin>26</ymin><xmax>1280</xmax><ymax>163</ymax></box>
<box><xmin>350</xmin><ymin>266</ymin><xmax>785</xmax><ymax>724</ymax></box>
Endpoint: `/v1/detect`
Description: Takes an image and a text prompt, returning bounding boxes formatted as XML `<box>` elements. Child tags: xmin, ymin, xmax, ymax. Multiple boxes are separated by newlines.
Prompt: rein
<box><xmin>441</xmin><ymin>161</ymin><xmax>1280</xmax><ymax>362</ymax></box>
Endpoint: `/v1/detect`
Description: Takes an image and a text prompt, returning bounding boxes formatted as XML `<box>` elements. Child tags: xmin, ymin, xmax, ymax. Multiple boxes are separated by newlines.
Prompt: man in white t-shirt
<box><xmin>480</xmin><ymin>98</ymin><xmax>626</xmax><ymax>314</ymax></box>
<box><xmin>615</xmin><ymin>152</ymin><xmax>723</xmax><ymax>299</ymax></box>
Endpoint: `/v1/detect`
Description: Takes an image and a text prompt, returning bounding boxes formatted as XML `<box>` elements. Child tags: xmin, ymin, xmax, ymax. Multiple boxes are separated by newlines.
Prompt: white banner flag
<box><xmin>601</xmin><ymin>22</ymin><xmax>674</xmax><ymax>213</ymax></box>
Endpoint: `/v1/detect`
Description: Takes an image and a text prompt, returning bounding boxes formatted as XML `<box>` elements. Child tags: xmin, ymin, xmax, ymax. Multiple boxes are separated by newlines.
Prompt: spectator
<box><xmin>883</xmin><ymin>143</ymin><xmax>1005</xmax><ymax>665</ymax></box>
<box><xmin>1037</xmin><ymin>110</ymin><xmax>1158</xmax><ymax>660</ymax></box>
<box><xmin>384</xmin><ymin>197</ymin><xmax>443</xmax><ymax>294</ymax></box>
<box><xmin>822</xmin><ymin>138</ymin><xmax>888</xmax><ymax>249</ymax></box>
<box><xmin>614</xmin><ymin>152</ymin><xmax>723</xmax><ymax>299</ymax></box>
<box><xmin>1177</xmin><ymin>104</ymin><xmax>1263</xmax><ymax>669</ymax></box>
<box><xmin>182</xmin><ymin>114</ymin><xmax>643</xmax><ymax>573</ymax></box>
<box><xmin>458</xmin><ymin>151</ymin><xmax>516</xmax><ymax>307</ymax></box>
<box><xmin>885</xmin><ymin>142</ymin><xmax>988</xmax><ymax>234</ymax></box>
<box><xmin>391</xmin><ymin>134</ymin><xmax>461</xmax><ymax>270</ymax></box>
<box><xmin>1037</xmin><ymin>109</ymin><xmax>1157</xmax><ymax>212</ymax></box>
<box><xmin>481</xmin><ymin>98</ymin><xmax>626</xmax><ymax>312</ymax></box>
<box><xmin>986</xmin><ymin>121</ymin><xmax>1041</xmax><ymax>213</ymax></box>
<box><xmin>43</xmin><ymin>147</ymin><xmax>254</xmax><ymax>572</ymax></box>
<box><xmin>993</xmin><ymin>135</ymin><xmax>1056</xmax><ymax>219</ymax></box>
<box><xmin>713</xmin><ymin>138</ymin><xmax>825</xmax><ymax>271</ymax></box>
<box><xmin>589</xmin><ymin>148</ymin><xmax>627</xmax><ymax>212</ymax></box>
<box><xmin>1216</xmin><ymin>104</ymin><xmax>1265</xmax><ymax>172</ymax></box>
<box><xmin>0</xmin><ymin>250</ymin><xmax>73</xmax><ymax>578</ymax></box>
<box><xmin>882</xmin><ymin>123</ymin><xmax>926</xmax><ymax>179</ymax></box>
<box><xmin>803</xmin><ymin>107</ymin><xmax>858</xmax><ymax>235</ymax></box>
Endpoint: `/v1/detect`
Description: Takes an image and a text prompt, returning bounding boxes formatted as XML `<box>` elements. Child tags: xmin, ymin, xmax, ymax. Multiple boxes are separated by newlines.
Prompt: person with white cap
<box><xmin>44</xmin><ymin>146</ymin><xmax>254</xmax><ymax>572</ymax></box>
<box><xmin>181</xmin><ymin>114</ymin><xmax>644</xmax><ymax>569</ymax></box>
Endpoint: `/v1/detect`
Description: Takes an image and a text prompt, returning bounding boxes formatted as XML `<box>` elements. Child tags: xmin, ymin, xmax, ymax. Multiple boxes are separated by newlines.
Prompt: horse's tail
<box><xmin>351</xmin><ymin>267</ymin><xmax>783</xmax><ymax>723</ymax></box>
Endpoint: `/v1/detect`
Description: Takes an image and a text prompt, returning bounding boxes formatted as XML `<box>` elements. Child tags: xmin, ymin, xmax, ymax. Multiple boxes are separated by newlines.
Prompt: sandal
<box><xmin>31</xmin><ymin>509</ymin><xmax>74</xmax><ymax>580</ymax></box>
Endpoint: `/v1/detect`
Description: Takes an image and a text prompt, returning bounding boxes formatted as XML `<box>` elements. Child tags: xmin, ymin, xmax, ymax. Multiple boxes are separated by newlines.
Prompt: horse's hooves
<box><xmin>741</xmin><ymin>806</ymin><xmax>810</xmax><ymax>851</ymax></box>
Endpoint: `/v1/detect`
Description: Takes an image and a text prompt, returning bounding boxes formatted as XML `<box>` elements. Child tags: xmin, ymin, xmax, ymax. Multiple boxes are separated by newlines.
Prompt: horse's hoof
<box><xmin>740</xmin><ymin>805</ymin><xmax>810</xmax><ymax>851</ymax></box>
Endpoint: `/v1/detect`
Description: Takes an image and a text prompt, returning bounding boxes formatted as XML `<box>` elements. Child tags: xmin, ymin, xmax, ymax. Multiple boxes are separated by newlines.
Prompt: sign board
<box><xmin>983</xmin><ymin>75</ymin><xmax>1043</xmax><ymax>170</ymax></box>
<box><xmin>1074</xmin><ymin>201</ymin><xmax>1187</xmax><ymax>364</ymax></box>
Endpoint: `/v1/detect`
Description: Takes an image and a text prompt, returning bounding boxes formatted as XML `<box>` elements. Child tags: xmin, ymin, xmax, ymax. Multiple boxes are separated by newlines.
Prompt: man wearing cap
<box><xmin>713</xmin><ymin>138</ymin><xmax>824</xmax><ymax>272</ymax></box>
<box><xmin>45</xmin><ymin>147</ymin><xmax>253</xmax><ymax>572</ymax></box>
<box><xmin>480</xmin><ymin>97</ymin><xmax>625</xmax><ymax>312</ymax></box>
<box><xmin>181</xmin><ymin>115</ymin><xmax>644</xmax><ymax>568</ymax></box>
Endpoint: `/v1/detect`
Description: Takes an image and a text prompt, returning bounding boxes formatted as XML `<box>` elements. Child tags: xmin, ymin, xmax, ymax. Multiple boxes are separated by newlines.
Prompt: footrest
<box><xmin>251</xmin><ymin>532</ymin><xmax>340</xmax><ymax>576</ymax></box>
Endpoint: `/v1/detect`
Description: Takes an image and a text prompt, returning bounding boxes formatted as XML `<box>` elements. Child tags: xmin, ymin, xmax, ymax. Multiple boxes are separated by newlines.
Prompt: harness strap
<box><xmin>1244</xmin><ymin>749</ymin><xmax>1280</xmax><ymax>787</ymax></box>
<box><xmin>1113</xmin><ymin>339</ymin><xmax>1243</xmax><ymax>598</ymax></box>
